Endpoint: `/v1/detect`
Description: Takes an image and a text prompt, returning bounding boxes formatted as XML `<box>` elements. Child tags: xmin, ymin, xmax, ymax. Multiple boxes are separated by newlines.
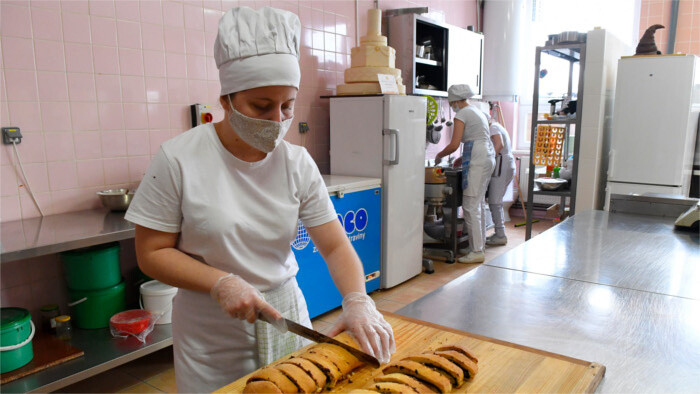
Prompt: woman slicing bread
<box><xmin>125</xmin><ymin>7</ymin><xmax>395</xmax><ymax>392</ymax></box>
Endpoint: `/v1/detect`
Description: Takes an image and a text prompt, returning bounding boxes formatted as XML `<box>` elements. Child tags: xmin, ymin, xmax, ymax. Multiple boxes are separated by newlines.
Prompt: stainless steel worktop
<box><xmin>0</xmin><ymin>209</ymin><xmax>134</xmax><ymax>262</ymax></box>
<box><xmin>486</xmin><ymin>210</ymin><xmax>699</xmax><ymax>299</ymax></box>
<box><xmin>398</xmin><ymin>210</ymin><xmax>700</xmax><ymax>393</ymax></box>
<box><xmin>1</xmin><ymin>326</ymin><xmax>172</xmax><ymax>393</ymax></box>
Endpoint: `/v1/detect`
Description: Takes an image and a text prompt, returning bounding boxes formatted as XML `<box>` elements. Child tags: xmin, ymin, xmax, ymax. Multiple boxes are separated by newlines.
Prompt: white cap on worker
<box><xmin>214</xmin><ymin>6</ymin><xmax>301</xmax><ymax>96</ymax></box>
<box><xmin>447</xmin><ymin>84</ymin><xmax>475</xmax><ymax>102</ymax></box>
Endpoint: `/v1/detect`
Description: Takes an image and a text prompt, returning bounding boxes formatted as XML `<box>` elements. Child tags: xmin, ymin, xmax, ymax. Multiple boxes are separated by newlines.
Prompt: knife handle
<box><xmin>258</xmin><ymin>312</ymin><xmax>288</xmax><ymax>333</ymax></box>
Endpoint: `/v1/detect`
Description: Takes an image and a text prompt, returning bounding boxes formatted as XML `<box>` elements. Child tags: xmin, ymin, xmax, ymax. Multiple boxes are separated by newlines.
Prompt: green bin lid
<box><xmin>60</xmin><ymin>241</ymin><xmax>120</xmax><ymax>257</ymax></box>
<box><xmin>1</xmin><ymin>308</ymin><xmax>31</xmax><ymax>331</ymax></box>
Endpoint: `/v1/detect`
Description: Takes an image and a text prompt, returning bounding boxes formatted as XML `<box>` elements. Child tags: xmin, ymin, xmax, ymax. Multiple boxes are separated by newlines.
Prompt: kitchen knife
<box><xmin>260</xmin><ymin>315</ymin><xmax>380</xmax><ymax>368</ymax></box>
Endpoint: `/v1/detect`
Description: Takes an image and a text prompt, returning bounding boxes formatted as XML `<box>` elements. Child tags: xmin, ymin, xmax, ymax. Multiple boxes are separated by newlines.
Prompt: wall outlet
<box><xmin>298</xmin><ymin>122</ymin><xmax>309</xmax><ymax>134</ymax></box>
<box><xmin>2</xmin><ymin>127</ymin><xmax>22</xmax><ymax>144</ymax></box>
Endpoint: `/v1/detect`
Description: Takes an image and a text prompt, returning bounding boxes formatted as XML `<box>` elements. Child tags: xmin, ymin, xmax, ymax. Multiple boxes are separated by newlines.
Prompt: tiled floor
<box><xmin>58</xmin><ymin>219</ymin><xmax>555</xmax><ymax>393</ymax></box>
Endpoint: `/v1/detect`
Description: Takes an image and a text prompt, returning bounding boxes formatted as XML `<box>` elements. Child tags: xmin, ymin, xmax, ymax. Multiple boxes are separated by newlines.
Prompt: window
<box><xmin>514</xmin><ymin>0</ymin><xmax>640</xmax><ymax>152</ymax></box>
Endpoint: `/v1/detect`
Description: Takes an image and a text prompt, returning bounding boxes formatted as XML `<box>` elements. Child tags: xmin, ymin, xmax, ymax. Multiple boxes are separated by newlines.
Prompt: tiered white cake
<box><xmin>337</xmin><ymin>9</ymin><xmax>406</xmax><ymax>95</ymax></box>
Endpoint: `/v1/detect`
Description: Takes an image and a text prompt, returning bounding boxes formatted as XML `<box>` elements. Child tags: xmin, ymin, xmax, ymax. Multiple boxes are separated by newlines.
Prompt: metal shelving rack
<box><xmin>525</xmin><ymin>41</ymin><xmax>587</xmax><ymax>240</ymax></box>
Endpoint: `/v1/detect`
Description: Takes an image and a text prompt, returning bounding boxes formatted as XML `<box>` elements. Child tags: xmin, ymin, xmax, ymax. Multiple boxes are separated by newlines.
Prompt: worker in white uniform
<box><xmin>435</xmin><ymin>85</ymin><xmax>495</xmax><ymax>264</ymax></box>
<box><xmin>125</xmin><ymin>7</ymin><xmax>395</xmax><ymax>392</ymax></box>
<box><xmin>484</xmin><ymin>113</ymin><xmax>516</xmax><ymax>245</ymax></box>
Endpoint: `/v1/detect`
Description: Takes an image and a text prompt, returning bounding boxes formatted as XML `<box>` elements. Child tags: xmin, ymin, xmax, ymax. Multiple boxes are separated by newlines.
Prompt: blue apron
<box><xmin>461</xmin><ymin>141</ymin><xmax>474</xmax><ymax>190</ymax></box>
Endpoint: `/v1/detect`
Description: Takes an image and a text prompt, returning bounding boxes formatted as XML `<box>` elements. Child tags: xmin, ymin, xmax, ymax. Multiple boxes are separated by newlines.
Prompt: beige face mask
<box><xmin>227</xmin><ymin>97</ymin><xmax>294</xmax><ymax>153</ymax></box>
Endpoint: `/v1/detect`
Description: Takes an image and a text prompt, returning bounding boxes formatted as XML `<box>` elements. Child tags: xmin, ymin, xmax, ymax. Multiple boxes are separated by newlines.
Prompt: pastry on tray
<box><xmin>245</xmin><ymin>368</ymin><xmax>298</xmax><ymax>393</ymax></box>
<box><xmin>382</xmin><ymin>360</ymin><xmax>452</xmax><ymax>392</ymax></box>
<box><xmin>244</xmin><ymin>336</ymin><xmax>480</xmax><ymax>394</ymax></box>
<box><xmin>279</xmin><ymin>358</ymin><xmax>328</xmax><ymax>389</ymax></box>
<box><xmin>275</xmin><ymin>363</ymin><xmax>319</xmax><ymax>393</ymax></box>
<box><xmin>404</xmin><ymin>354</ymin><xmax>464</xmax><ymax>386</ymax></box>
<box><xmin>312</xmin><ymin>343</ymin><xmax>363</xmax><ymax>371</ymax></box>
<box><xmin>430</xmin><ymin>350</ymin><xmax>478</xmax><ymax>380</ymax></box>
<box><xmin>298</xmin><ymin>351</ymin><xmax>346</xmax><ymax>387</ymax></box>
<box><xmin>374</xmin><ymin>373</ymin><xmax>436</xmax><ymax>393</ymax></box>
<box><xmin>242</xmin><ymin>380</ymin><xmax>282</xmax><ymax>393</ymax></box>
<box><xmin>367</xmin><ymin>381</ymin><xmax>418</xmax><ymax>393</ymax></box>
<box><xmin>434</xmin><ymin>344</ymin><xmax>478</xmax><ymax>364</ymax></box>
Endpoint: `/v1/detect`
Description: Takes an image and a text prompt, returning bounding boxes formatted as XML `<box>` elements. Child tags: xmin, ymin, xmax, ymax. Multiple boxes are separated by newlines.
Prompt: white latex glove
<box><xmin>327</xmin><ymin>292</ymin><xmax>396</xmax><ymax>364</ymax></box>
<box><xmin>210</xmin><ymin>273</ymin><xmax>286</xmax><ymax>331</ymax></box>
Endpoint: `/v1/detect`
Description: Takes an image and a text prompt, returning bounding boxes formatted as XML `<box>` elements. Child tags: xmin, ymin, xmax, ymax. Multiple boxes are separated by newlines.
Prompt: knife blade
<box><xmin>260</xmin><ymin>314</ymin><xmax>380</xmax><ymax>368</ymax></box>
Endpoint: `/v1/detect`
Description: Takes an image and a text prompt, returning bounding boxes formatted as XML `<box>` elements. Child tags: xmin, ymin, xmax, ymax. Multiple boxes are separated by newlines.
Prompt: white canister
<box><xmin>139</xmin><ymin>280</ymin><xmax>177</xmax><ymax>325</ymax></box>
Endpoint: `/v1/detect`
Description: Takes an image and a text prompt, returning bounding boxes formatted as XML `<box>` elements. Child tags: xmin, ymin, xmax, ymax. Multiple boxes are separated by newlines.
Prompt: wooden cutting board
<box><xmin>1</xmin><ymin>334</ymin><xmax>84</xmax><ymax>384</ymax></box>
<box><xmin>217</xmin><ymin>312</ymin><xmax>605</xmax><ymax>393</ymax></box>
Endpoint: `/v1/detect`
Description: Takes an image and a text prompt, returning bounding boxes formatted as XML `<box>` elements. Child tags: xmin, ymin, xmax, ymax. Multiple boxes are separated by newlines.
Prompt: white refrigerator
<box><xmin>605</xmin><ymin>55</ymin><xmax>700</xmax><ymax>209</ymax></box>
<box><xmin>330</xmin><ymin>95</ymin><xmax>427</xmax><ymax>289</ymax></box>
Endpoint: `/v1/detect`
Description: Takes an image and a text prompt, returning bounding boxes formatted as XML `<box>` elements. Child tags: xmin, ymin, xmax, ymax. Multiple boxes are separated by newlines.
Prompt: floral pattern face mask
<box><xmin>227</xmin><ymin>97</ymin><xmax>294</xmax><ymax>153</ymax></box>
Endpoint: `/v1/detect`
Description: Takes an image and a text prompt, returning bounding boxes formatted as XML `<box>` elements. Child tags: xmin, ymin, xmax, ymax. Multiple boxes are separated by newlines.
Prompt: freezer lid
<box><xmin>322</xmin><ymin>174</ymin><xmax>381</xmax><ymax>195</ymax></box>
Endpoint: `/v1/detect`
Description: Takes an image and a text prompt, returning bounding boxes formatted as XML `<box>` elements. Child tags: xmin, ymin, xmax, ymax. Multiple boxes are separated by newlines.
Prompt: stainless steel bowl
<box><xmin>97</xmin><ymin>189</ymin><xmax>134</xmax><ymax>211</ymax></box>
<box><xmin>535</xmin><ymin>178</ymin><xmax>568</xmax><ymax>191</ymax></box>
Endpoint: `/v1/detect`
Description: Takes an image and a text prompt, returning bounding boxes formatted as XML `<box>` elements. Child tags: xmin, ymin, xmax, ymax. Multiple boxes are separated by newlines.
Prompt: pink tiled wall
<box><xmin>1</xmin><ymin>0</ymin><xmax>476</xmax><ymax>223</ymax></box>
<box><xmin>1</xmin><ymin>0</ymin><xmax>476</xmax><ymax>320</ymax></box>
<box><xmin>639</xmin><ymin>0</ymin><xmax>700</xmax><ymax>55</ymax></box>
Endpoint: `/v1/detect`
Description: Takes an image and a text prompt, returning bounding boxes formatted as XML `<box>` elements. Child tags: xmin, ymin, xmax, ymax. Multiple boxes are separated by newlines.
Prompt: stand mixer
<box><xmin>422</xmin><ymin>164</ymin><xmax>467</xmax><ymax>264</ymax></box>
<box><xmin>424</xmin><ymin>166</ymin><xmax>449</xmax><ymax>227</ymax></box>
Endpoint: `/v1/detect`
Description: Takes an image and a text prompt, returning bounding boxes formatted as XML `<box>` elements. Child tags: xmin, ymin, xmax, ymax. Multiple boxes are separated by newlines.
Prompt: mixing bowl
<box><xmin>97</xmin><ymin>189</ymin><xmax>134</xmax><ymax>211</ymax></box>
<box><xmin>535</xmin><ymin>178</ymin><xmax>568</xmax><ymax>191</ymax></box>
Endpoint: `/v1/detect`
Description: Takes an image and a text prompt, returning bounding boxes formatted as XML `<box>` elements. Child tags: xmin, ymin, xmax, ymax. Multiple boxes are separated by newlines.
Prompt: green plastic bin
<box><xmin>1</xmin><ymin>308</ymin><xmax>35</xmax><ymax>373</ymax></box>
<box><xmin>68</xmin><ymin>281</ymin><xmax>126</xmax><ymax>329</ymax></box>
<box><xmin>60</xmin><ymin>243</ymin><xmax>121</xmax><ymax>291</ymax></box>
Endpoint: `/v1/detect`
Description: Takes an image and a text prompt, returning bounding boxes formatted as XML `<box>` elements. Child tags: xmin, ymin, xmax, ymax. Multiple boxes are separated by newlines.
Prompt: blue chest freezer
<box><xmin>292</xmin><ymin>175</ymin><xmax>381</xmax><ymax>318</ymax></box>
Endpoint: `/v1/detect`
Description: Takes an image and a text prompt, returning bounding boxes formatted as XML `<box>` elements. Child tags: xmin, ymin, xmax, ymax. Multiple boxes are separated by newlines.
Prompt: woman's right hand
<box><xmin>210</xmin><ymin>273</ymin><xmax>283</xmax><ymax>325</ymax></box>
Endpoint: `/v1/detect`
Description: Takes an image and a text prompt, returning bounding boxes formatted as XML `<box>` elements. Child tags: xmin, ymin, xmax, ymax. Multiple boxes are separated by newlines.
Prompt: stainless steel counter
<box><xmin>1</xmin><ymin>325</ymin><xmax>172</xmax><ymax>393</ymax></box>
<box><xmin>0</xmin><ymin>209</ymin><xmax>134</xmax><ymax>263</ymax></box>
<box><xmin>398</xmin><ymin>210</ymin><xmax>700</xmax><ymax>393</ymax></box>
<box><xmin>486</xmin><ymin>210</ymin><xmax>699</xmax><ymax>299</ymax></box>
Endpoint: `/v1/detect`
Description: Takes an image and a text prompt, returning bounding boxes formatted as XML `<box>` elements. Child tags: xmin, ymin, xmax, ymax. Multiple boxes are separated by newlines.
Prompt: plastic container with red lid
<box><xmin>110</xmin><ymin>310</ymin><xmax>154</xmax><ymax>340</ymax></box>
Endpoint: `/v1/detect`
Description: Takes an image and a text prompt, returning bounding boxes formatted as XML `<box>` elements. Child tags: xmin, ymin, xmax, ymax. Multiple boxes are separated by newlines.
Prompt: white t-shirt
<box><xmin>125</xmin><ymin>123</ymin><xmax>337</xmax><ymax>291</ymax></box>
<box><xmin>489</xmin><ymin>122</ymin><xmax>513</xmax><ymax>157</ymax></box>
<box><xmin>454</xmin><ymin>106</ymin><xmax>490</xmax><ymax>143</ymax></box>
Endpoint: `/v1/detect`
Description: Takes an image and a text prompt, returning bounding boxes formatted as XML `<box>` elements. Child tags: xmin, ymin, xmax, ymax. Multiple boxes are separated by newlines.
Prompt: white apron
<box><xmin>172</xmin><ymin>277</ymin><xmax>312</xmax><ymax>393</ymax></box>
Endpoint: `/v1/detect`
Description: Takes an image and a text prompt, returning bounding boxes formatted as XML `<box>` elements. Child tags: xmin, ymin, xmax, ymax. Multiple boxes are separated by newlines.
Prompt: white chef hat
<box><xmin>447</xmin><ymin>84</ymin><xmax>475</xmax><ymax>102</ymax></box>
<box><xmin>214</xmin><ymin>7</ymin><xmax>301</xmax><ymax>96</ymax></box>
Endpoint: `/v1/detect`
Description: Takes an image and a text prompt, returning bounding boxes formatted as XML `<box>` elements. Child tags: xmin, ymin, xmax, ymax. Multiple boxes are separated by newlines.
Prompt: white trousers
<box><xmin>488</xmin><ymin>155</ymin><xmax>516</xmax><ymax>236</ymax></box>
<box><xmin>172</xmin><ymin>278</ymin><xmax>311</xmax><ymax>393</ymax></box>
<box><xmin>462</xmin><ymin>141</ymin><xmax>495</xmax><ymax>252</ymax></box>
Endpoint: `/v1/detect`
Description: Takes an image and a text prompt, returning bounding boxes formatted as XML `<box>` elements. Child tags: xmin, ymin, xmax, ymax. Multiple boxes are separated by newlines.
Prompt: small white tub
<box><xmin>140</xmin><ymin>280</ymin><xmax>177</xmax><ymax>325</ymax></box>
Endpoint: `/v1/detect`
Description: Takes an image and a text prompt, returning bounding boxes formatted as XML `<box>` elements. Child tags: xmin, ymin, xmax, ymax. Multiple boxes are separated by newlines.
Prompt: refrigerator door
<box><xmin>381</xmin><ymin>95</ymin><xmax>427</xmax><ymax>288</ymax></box>
<box><xmin>330</xmin><ymin>97</ymin><xmax>384</xmax><ymax>178</ymax></box>
<box><xmin>604</xmin><ymin>181</ymin><xmax>683</xmax><ymax>211</ymax></box>
<box><xmin>609</xmin><ymin>56</ymin><xmax>697</xmax><ymax>186</ymax></box>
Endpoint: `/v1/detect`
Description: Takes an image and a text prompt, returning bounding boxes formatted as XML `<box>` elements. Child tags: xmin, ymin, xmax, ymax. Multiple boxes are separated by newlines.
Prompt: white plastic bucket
<box><xmin>139</xmin><ymin>280</ymin><xmax>177</xmax><ymax>325</ymax></box>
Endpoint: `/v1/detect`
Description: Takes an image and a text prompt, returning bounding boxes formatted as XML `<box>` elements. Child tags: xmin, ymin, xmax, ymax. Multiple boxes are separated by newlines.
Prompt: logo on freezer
<box><xmin>291</xmin><ymin>220</ymin><xmax>311</xmax><ymax>250</ymax></box>
<box><xmin>291</xmin><ymin>209</ymin><xmax>369</xmax><ymax>250</ymax></box>
<box><xmin>341</xmin><ymin>208</ymin><xmax>368</xmax><ymax>234</ymax></box>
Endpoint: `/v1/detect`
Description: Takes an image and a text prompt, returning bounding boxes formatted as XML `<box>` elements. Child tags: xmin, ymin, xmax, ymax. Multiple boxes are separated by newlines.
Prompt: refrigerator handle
<box><xmin>607</xmin><ymin>148</ymin><xmax>615</xmax><ymax>177</ymax></box>
<box><xmin>383</xmin><ymin>128</ymin><xmax>400</xmax><ymax>165</ymax></box>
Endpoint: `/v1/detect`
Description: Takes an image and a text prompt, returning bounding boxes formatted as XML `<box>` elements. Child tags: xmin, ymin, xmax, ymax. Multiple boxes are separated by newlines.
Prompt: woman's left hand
<box><xmin>326</xmin><ymin>292</ymin><xmax>396</xmax><ymax>364</ymax></box>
